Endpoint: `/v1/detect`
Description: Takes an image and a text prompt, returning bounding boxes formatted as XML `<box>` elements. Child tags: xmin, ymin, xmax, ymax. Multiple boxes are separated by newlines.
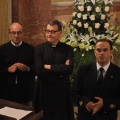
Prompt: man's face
<box><xmin>94</xmin><ymin>41</ymin><xmax>112</xmax><ymax>66</ymax></box>
<box><xmin>9</xmin><ymin>23</ymin><xmax>23</xmax><ymax>45</ymax></box>
<box><xmin>45</xmin><ymin>24</ymin><xmax>62</xmax><ymax>45</ymax></box>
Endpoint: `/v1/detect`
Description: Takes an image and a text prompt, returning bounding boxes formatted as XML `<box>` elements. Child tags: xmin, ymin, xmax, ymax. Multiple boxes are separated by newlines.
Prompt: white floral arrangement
<box><xmin>61</xmin><ymin>0</ymin><xmax>120</xmax><ymax>57</ymax></box>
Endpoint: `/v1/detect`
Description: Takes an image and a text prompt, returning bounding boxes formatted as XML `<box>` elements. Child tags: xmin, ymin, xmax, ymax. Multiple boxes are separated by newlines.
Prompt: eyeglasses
<box><xmin>10</xmin><ymin>31</ymin><xmax>22</xmax><ymax>35</ymax></box>
<box><xmin>45</xmin><ymin>30</ymin><xmax>59</xmax><ymax>34</ymax></box>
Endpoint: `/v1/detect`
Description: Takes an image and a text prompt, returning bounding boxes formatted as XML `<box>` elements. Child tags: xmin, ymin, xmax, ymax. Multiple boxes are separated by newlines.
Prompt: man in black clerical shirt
<box><xmin>0</xmin><ymin>22</ymin><xmax>35</xmax><ymax>105</ymax></box>
<box><xmin>33</xmin><ymin>20</ymin><xmax>74</xmax><ymax>120</ymax></box>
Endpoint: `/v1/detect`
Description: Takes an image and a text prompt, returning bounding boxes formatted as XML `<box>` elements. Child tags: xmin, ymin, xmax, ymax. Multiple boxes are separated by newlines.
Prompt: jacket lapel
<box><xmin>104</xmin><ymin>62</ymin><xmax>114</xmax><ymax>83</ymax></box>
<box><xmin>88</xmin><ymin>62</ymin><xmax>98</xmax><ymax>93</ymax></box>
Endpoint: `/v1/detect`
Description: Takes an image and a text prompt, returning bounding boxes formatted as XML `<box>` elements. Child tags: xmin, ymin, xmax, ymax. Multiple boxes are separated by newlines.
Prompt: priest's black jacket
<box><xmin>0</xmin><ymin>41</ymin><xmax>35</xmax><ymax>103</ymax></box>
<box><xmin>33</xmin><ymin>41</ymin><xmax>74</xmax><ymax>120</ymax></box>
<box><xmin>71</xmin><ymin>62</ymin><xmax>120</xmax><ymax>120</ymax></box>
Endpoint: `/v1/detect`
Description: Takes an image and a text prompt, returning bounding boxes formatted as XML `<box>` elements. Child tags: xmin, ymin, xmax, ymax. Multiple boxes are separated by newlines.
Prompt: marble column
<box><xmin>12</xmin><ymin>0</ymin><xmax>51</xmax><ymax>46</ymax></box>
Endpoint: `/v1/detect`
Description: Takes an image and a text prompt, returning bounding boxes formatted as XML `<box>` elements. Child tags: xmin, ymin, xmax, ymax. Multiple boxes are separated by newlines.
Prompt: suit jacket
<box><xmin>0</xmin><ymin>41</ymin><xmax>35</xmax><ymax>103</ymax></box>
<box><xmin>71</xmin><ymin>62</ymin><xmax>120</xmax><ymax>120</ymax></box>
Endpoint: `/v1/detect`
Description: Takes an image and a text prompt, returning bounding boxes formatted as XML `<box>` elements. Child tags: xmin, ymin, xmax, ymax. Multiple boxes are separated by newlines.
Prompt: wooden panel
<box><xmin>0</xmin><ymin>0</ymin><xmax>11</xmax><ymax>45</ymax></box>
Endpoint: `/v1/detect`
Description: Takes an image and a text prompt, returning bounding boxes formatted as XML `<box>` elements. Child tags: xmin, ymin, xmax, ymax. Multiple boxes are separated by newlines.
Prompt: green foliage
<box><xmin>71</xmin><ymin>50</ymin><xmax>95</xmax><ymax>80</ymax></box>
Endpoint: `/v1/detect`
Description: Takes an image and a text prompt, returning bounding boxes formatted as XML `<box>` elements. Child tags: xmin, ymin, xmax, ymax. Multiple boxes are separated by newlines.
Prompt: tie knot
<box><xmin>99</xmin><ymin>67</ymin><xmax>104</xmax><ymax>72</ymax></box>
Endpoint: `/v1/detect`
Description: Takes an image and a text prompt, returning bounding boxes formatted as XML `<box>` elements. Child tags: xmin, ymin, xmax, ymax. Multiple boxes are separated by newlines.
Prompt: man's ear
<box><xmin>59</xmin><ymin>30</ymin><xmax>62</xmax><ymax>34</ymax></box>
<box><xmin>110</xmin><ymin>49</ymin><xmax>113</xmax><ymax>55</ymax></box>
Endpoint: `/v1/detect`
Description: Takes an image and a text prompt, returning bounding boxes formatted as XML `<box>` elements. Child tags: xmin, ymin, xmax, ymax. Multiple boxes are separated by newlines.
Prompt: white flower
<box><xmin>77</xmin><ymin>13</ymin><xmax>82</xmax><ymax>18</ymax></box>
<box><xmin>113</xmin><ymin>33</ymin><xmax>119</xmax><ymax>38</ymax></box>
<box><xmin>81</xmin><ymin>54</ymin><xmax>85</xmax><ymax>57</ymax></box>
<box><xmin>74</xmin><ymin>48</ymin><xmax>77</xmax><ymax>51</ymax></box>
<box><xmin>89</xmin><ymin>15</ymin><xmax>95</xmax><ymax>21</ymax></box>
<box><xmin>95</xmin><ymin>23</ymin><xmax>101</xmax><ymax>28</ymax></box>
<box><xmin>73</xmin><ymin>20</ymin><xmax>77</xmax><ymax>25</ymax></box>
<box><xmin>95</xmin><ymin>6</ymin><xmax>101</xmax><ymax>12</ymax></box>
<box><xmin>104</xmin><ymin>0</ymin><xmax>113</xmax><ymax>5</ymax></box>
<box><xmin>101</xmin><ymin>14</ymin><xmax>106</xmax><ymax>20</ymax></box>
<box><xmin>82</xmin><ymin>14</ymin><xmax>87</xmax><ymax>20</ymax></box>
<box><xmin>78</xmin><ymin>6</ymin><xmax>84</xmax><ymax>11</ymax></box>
<box><xmin>79</xmin><ymin>43</ymin><xmax>85</xmax><ymax>49</ymax></box>
<box><xmin>68</xmin><ymin>32</ymin><xmax>79</xmax><ymax>42</ymax></box>
<box><xmin>104</xmin><ymin>23</ymin><xmax>109</xmax><ymax>29</ymax></box>
<box><xmin>84</xmin><ymin>23</ymin><xmax>89</xmax><ymax>28</ymax></box>
<box><xmin>72</xmin><ymin>12</ymin><xmax>77</xmax><ymax>17</ymax></box>
<box><xmin>91</xmin><ymin>0</ymin><xmax>95</xmax><ymax>4</ymax></box>
<box><xmin>105</xmin><ymin>6</ymin><xmax>110</xmax><ymax>12</ymax></box>
<box><xmin>87</xmin><ymin>6</ymin><xmax>92</xmax><ymax>11</ymax></box>
<box><xmin>71</xmin><ymin>41</ymin><xmax>78</xmax><ymax>47</ymax></box>
<box><xmin>85</xmin><ymin>44</ymin><xmax>93</xmax><ymax>51</ymax></box>
<box><xmin>115</xmin><ymin>39</ymin><xmax>120</xmax><ymax>44</ymax></box>
<box><xmin>77</xmin><ymin>22</ymin><xmax>82</xmax><ymax>27</ymax></box>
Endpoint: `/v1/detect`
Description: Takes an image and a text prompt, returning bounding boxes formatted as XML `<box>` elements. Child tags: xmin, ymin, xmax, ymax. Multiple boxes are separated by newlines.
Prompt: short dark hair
<box><xmin>47</xmin><ymin>20</ymin><xmax>62</xmax><ymax>31</ymax></box>
<box><xmin>95</xmin><ymin>39</ymin><xmax>113</xmax><ymax>50</ymax></box>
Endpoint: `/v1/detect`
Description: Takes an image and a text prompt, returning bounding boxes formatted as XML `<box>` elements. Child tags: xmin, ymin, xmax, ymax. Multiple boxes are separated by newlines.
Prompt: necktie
<box><xmin>98</xmin><ymin>67</ymin><xmax>104</xmax><ymax>90</ymax></box>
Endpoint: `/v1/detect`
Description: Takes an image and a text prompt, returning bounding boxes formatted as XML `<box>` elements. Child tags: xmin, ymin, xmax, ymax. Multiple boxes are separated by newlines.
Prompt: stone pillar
<box><xmin>12</xmin><ymin>0</ymin><xmax>51</xmax><ymax>46</ymax></box>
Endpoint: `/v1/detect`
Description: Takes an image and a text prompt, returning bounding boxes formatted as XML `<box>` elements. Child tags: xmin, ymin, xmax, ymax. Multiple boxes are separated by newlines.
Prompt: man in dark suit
<box><xmin>0</xmin><ymin>22</ymin><xmax>35</xmax><ymax>105</ymax></box>
<box><xmin>71</xmin><ymin>39</ymin><xmax>120</xmax><ymax>120</ymax></box>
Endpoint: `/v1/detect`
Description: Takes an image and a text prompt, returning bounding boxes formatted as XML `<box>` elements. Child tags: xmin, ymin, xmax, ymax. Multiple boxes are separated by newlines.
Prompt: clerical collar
<box><xmin>52</xmin><ymin>44</ymin><xmax>56</xmax><ymax>47</ymax></box>
<box><xmin>11</xmin><ymin>41</ymin><xmax>22</xmax><ymax>47</ymax></box>
<box><xmin>47</xmin><ymin>41</ymin><xmax>59</xmax><ymax>47</ymax></box>
<box><xmin>96</xmin><ymin>61</ymin><xmax>110</xmax><ymax>72</ymax></box>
